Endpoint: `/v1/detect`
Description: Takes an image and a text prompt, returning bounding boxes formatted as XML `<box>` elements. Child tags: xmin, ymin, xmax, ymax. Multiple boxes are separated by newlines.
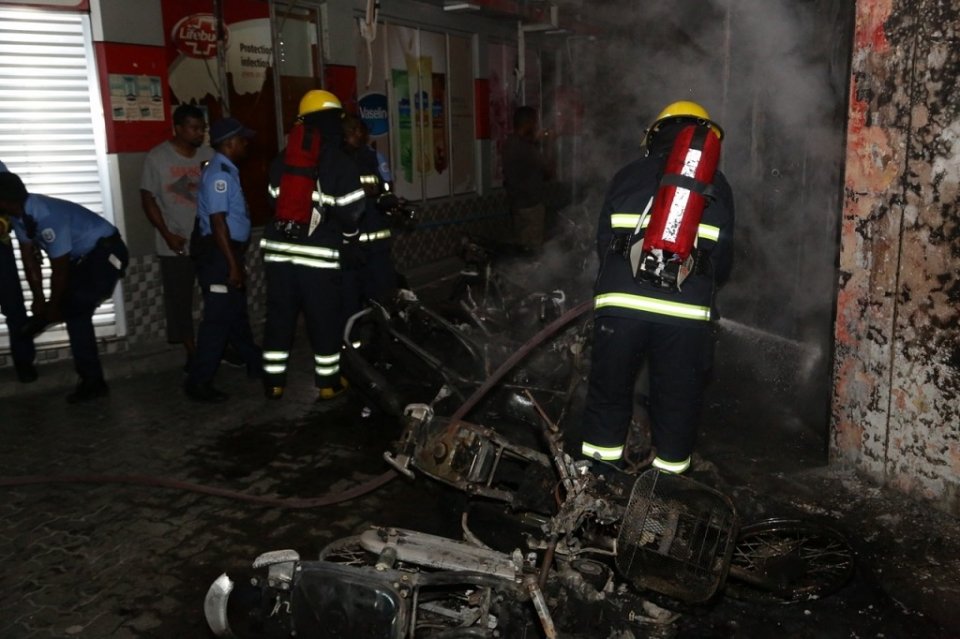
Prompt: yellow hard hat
<box><xmin>647</xmin><ymin>100</ymin><xmax>723</xmax><ymax>142</ymax></box>
<box><xmin>298</xmin><ymin>90</ymin><xmax>342</xmax><ymax>117</ymax></box>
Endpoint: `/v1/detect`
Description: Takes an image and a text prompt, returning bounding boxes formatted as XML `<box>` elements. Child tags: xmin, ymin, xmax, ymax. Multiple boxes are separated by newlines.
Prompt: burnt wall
<box><xmin>834</xmin><ymin>0</ymin><xmax>960</xmax><ymax>514</ymax></box>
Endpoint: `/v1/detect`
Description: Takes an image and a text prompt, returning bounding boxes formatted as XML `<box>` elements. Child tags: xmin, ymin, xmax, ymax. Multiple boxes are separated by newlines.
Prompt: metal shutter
<box><xmin>0</xmin><ymin>6</ymin><xmax>123</xmax><ymax>351</ymax></box>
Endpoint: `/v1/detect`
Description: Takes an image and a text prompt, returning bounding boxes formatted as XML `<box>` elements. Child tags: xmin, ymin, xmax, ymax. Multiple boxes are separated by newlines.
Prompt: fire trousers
<box><xmin>262</xmin><ymin>258</ymin><xmax>343</xmax><ymax>389</ymax></box>
<box><xmin>341</xmin><ymin>245</ymin><xmax>396</xmax><ymax>323</ymax></box>
<box><xmin>580</xmin><ymin>315</ymin><xmax>712</xmax><ymax>471</ymax></box>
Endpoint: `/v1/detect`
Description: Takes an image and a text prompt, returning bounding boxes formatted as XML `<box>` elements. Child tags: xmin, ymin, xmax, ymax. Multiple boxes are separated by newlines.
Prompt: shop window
<box><xmin>0</xmin><ymin>6</ymin><xmax>124</xmax><ymax>351</ymax></box>
<box><xmin>272</xmin><ymin>1</ymin><xmax>324</xmax><ymax>138</ymax></box>
<box><xmin>357</xmin><ymin>22</ymin><xmax>476</xmax><ymax>201</ymax></box>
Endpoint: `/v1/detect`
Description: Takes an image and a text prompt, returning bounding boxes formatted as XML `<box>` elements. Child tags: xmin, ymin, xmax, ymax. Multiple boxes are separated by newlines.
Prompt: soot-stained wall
<box><xmin>835</xmin><ymin>0</ymin><xmax>960</xmax><ymax>514</ymax></box>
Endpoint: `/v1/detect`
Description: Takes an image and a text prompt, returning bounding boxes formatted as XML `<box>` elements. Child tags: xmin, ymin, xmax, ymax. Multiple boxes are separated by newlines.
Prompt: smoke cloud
<box><xmin>517</xmin><ymin>0</ymin><xmax>854</xmax><ymax>430</ymax></box>
<box><xmin>559</xmin><ymin>0</ymin><xmax>850</xmax><ymax>339</ymax></box>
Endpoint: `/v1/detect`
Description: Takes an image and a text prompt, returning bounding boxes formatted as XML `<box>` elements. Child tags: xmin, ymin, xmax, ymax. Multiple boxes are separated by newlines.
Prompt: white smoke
<box><xmin>508</xmin><ymin>0</ymin><xmax>851</xmax><ymax>427</ymax></box>
<box><xmin>555</xmin><ymin>0</ymin><xmax>848</xmax><ymax>340</ymax></box>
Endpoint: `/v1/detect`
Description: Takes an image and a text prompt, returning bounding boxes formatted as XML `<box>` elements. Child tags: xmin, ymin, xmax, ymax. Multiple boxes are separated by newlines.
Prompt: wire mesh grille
<box><xmin>616</xmin><ymin>469</ymin><xmax>739</xmax><ymax>603</ymax></box>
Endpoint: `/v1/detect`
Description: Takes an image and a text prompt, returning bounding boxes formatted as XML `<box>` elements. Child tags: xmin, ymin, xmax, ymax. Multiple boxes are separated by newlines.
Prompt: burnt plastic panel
<box><xmin>291</xmin><ymin>563</ymin><xmax>409</xmax><ymax>638</ymax></box>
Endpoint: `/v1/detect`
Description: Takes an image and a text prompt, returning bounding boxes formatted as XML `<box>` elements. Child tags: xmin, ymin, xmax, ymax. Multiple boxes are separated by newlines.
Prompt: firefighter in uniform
<box><xmin>580</xmin><ymin>101</ymin><xmax>735</xmax><ymax>474</ymax></box>
<box><xmin>261</xmin><ymin>90</ymin><xmax>366</xmax><ymax>400</ymax></box>
<box><xmin>341</xmin><ymin>113</ymin><xmax>401</xmax><ymax>323</ymax></box>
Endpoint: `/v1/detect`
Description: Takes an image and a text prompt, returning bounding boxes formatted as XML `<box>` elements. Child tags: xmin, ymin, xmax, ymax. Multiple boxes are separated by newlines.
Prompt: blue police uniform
<box><xmin>11</xmin><ymin>192</ymin><xmax>128</xmax><ymax>384</ymax></box>
<box><xmin>581</xmin><ymin>125</ymin><xmax>735</xmax><ymax>473</ymax></box>
<box><xmin>187</xmin><ymin>152</ymin><xmax>261</xmax><ymax>389</ymax></box>
<box><xmin>0</xmin><ymin>160</ymin><xmax>36</xmax><ymax>379</ymax></box>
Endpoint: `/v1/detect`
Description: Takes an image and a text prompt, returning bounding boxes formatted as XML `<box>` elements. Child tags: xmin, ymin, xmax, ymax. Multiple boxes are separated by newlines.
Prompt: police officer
<box><xmin>184</xmin><ymin>117</ymin><xmax>262</xmax><ymax>402</ymax></box>
<box><xmin>261</xmin><ymin>90</ymin><xmax>365</xmax><ymax>401</ymax></box>
<box><xmin>0</xmin><ymin>160</ymin><xmax>37</xmax><ymax>383</ymax></box>
<box><xmin>0</xmin><ymin>170</ymin><xmax>129</xmax><ymax>403</ymax></box>
<box><xmin>341</xmin><ymin>113</ymin><xmax>401</xmax><ymax>323</ymax></box>
<box><xmin>580</xmin><ymin>101</ymin><xmax>735</xmax><ymax>474</ymax></box>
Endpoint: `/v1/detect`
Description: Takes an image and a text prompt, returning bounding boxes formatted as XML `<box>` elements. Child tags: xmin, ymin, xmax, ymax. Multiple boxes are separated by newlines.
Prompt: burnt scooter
<box><xmin>205</xmin><ymin>398</ymin><xmax>855</xmax><ymax>638</ymax></box>
<box><xmin>205</xmin><ymin>239</ymin><xmax>853</xmax><ymax>637</ymax></box>
<box><xmin>340</xmin><ymin>239</ymin><xmax>577</xmax><ymax>422</ymax></box>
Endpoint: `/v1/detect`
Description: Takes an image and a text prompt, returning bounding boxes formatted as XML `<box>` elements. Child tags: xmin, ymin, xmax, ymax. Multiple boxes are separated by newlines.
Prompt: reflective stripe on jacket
<box><xmin>593</xmin><ymin>152</ymin><xmax>735</xmax><ymax>326</ymax></box>
<box><xmin>260</xmin><ymin>237</ymin><xmax>339</xmax><ymax>269</ymax></box>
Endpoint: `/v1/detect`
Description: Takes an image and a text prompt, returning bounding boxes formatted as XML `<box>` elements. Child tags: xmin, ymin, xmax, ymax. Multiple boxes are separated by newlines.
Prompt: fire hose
<box><xmin>0</xmin><ymin>299</ymin><xmax>593</xmax><ymax>509</ymax></box>
<box><xmin>444</xmin><ymin>299</ymin><xmax>593</xmax><ymax>437</ymax></box>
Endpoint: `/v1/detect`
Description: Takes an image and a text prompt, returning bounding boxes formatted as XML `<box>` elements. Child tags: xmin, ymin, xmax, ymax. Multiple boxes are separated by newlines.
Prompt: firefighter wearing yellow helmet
<box><xmin>260</xmin><ymin>89</ymin><xmax>365</xmax><ymax>402</ymax></box>
<box><xmin>578</xmin><ymin>100</ymin><xmax>735</xmax><ymax>475</ymax></box>
<box><xmin>644</xmin><ymin>100</ymin><xmax>724</xmax><ymax>148</ymax></box>
<box><xmin>298</xmin><ymin>89</ymin><xmax>342</xmax><ymax>117</ymax></box>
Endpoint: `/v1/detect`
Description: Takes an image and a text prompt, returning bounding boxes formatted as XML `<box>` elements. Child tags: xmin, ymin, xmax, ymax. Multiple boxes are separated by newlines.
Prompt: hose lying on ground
<box><xmin>0</xmin><ymin>300</ymin><xmax>594</xmax><ymax>508</ymax></box>
<box><xmin>0</xmin><ymin>470</ymin><xmax>398</xmax><ymax>509</ymax></box>
<box><xmin>444</xmin><ymin>299</ymin><xmax>593</xmax><ymax>437</ymax></box>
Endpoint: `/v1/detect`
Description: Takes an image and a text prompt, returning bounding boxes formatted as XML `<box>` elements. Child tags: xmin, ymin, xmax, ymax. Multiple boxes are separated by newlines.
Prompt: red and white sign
<box><xmin>170</xmin><ymin>13</ymin><xmax>224</xmax><ymax>60</ymax></box>
<box><xmin>161</xmin><ymin>0</ymin><xmax>271</xmax><ymax>104</ymax></box>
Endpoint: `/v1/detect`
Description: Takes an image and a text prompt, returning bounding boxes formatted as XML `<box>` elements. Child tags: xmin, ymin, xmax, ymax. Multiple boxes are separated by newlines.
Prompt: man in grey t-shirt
<box><xmin>140</xmin><ymin>104</ymin><xmax>212</xmax><ymax>368</ymax></box>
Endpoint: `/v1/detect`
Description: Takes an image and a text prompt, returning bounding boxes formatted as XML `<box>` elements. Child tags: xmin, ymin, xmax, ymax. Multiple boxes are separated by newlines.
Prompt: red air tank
<box><xmin>275</xmin><ymin>122</ymin><xmax>322</xmax><ymax>225</ymax></box>
<box><xmin>642</xmin><ymin>124</ymin><xmax>721</xmax><ymax>260</ymax></box>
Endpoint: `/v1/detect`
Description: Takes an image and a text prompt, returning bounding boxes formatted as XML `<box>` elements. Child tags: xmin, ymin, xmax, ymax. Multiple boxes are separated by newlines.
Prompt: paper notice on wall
<box><xmin>108</xmin><ymin>74</ymin><xmax>165</xmax><ymax>121</ymax></box>
<box><xmin>225</xmin><ymin>19</ymin><xmax>272</xmax><ymax>94</ymax></box>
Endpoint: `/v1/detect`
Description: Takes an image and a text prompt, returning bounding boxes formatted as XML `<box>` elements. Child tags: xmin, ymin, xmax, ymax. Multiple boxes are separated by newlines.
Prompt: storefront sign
<box><xmin>161</xmin><ymin>0</ymin><xmax>271</xmax><ymax>104</ymax></box>
<box><xmin>359</xmin><ymin>92</ymin><xmax>389</xmax><ymax>136</ymax></box>
<box><xmin>171</xmin><ymin>13</ymin><xmax>221</xmax><ymax>59</ymax></box>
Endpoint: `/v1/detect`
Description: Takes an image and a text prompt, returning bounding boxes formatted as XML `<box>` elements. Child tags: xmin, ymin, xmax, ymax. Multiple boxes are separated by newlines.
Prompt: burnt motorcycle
<box><xmin>205</xmin><ymin>235</ymin><xmax>853</xmax><ymax>637</ymax></box>
<box><xmin>205</xmin><ymin>401</ymin><xmax>855</xmax><ymax>638</ymax></box>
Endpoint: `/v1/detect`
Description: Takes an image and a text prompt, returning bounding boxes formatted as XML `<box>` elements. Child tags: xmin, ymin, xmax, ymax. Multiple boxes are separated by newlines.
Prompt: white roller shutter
<box><xmin>0</xmin><ymin>6</ymin><xmax>124</xmax><ymax>351</ymax></box>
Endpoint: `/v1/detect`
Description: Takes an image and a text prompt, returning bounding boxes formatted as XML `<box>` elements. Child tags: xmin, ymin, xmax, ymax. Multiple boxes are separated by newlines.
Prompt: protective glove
<box><xmin>376</xmin><ymin>193</ymin><xmax>400</xmax><ymax>214</ymax></box>
<box><xmin>340</xmin><ymin>232</ymin><xmax>366</xmax><ymax>269</ymax></box>
<box><xmin>379</xmin><ymin>194</ymin><xmax>417</xmax><ymax>230</ymax></box>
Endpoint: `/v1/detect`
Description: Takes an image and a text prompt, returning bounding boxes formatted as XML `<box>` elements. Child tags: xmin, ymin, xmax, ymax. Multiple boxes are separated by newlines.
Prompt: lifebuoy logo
<box><xmin>172</xmin><ymin>14</ymin><xmax>225</xmax><ymax>59</ymax></box>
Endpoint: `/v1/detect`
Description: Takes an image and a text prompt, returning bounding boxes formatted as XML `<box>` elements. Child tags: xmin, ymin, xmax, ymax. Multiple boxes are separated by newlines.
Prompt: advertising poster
<box><xmin>162</xmin><ymin>0</ymin><xmax>272</xmax><ymax>106</ymax></box>
<box><xmin>386</xmin><ymin>25</ymin><xmax>420</xmax><ymax>200</ymax></box>
<box><xmin>386</xmin><ymin>25</ymin><xmax>450</xmax><ymax>200</ymax></box>
<box><xmin>355</xmin><ymin>19</ymin><xmax>391</xmax><ymax>170</ymax></box>
<box><xmin>448</xmin><ymin>35</ymin><xmax>476</xmax><ymax>194</ymax></box>
<box><xmin>419</xmin><ymin>29</ymin><xmax>449</xmax><ymax>199</ymax></box>
<box><xmin>160</xmin><ymin>0</ymin><xmax>276</xmax><ymax>223</ymax></box>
